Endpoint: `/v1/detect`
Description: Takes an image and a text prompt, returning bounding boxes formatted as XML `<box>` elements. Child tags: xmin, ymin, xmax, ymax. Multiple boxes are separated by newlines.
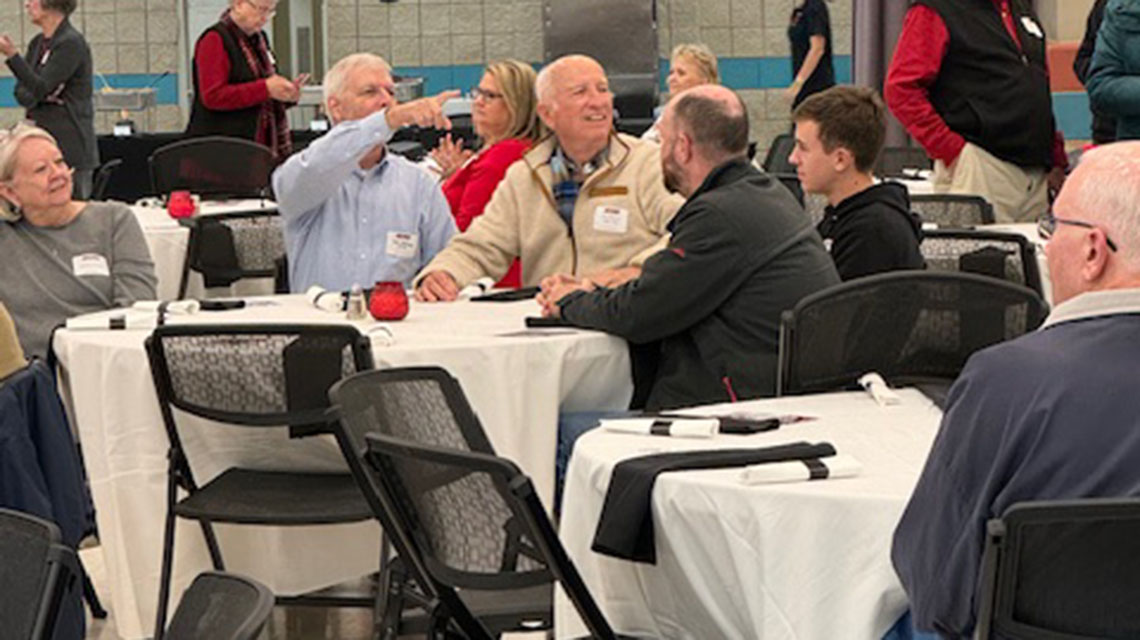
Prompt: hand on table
<box><xmin>266</xmin><ymin>74</ymin><xmax>301</xmax><ymax>102</ymax></box>
<box><xmin>387</xmin><ymin>89</ymin><xmax>461</xmax><ymax>131</ymax></box>
<box><xmin>430</xmin><ymin>133</ymin><xmax>474</xmax><ymax>179</ymax></box>
<box><xmin>537</xmin><ymin>274</ymin><xmax>595</xmax><ymax>317</ymax></box>
<box><xmin>0</xmin><ymin>36</ymin><xmax>16</xmax><ymax>59</ymax></box>
<box><xmin>583</xmin><ymin>266</ymin><xmax>641</xmax><ymax>288</ymax></box>
<box><xmin>415</xmin><ymin>271</ymin><xmax>460</xmax><ymax>302</ymax></box>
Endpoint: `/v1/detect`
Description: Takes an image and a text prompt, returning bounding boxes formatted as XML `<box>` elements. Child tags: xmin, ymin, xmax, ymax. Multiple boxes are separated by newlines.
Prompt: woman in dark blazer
<box><xmin>0</xmin><ymin>0</ymin><xmax>98</xmax><ymax>199</ymax></box>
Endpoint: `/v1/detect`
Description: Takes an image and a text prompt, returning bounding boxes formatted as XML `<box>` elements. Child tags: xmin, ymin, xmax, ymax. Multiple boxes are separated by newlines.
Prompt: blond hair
<box><xmin>671</xmin><ymin>43</ymin><xmax>719</xmax><ymax>85</ymax></box>
<box><xmin>0</xmin><ymin>122</ymin><xmax>59</xmax><ymax>217</ymax></box>
<box><xmin>484</xmin><ymin>59</ymin><xmax>542</xmax><ymax>143</ymax></box>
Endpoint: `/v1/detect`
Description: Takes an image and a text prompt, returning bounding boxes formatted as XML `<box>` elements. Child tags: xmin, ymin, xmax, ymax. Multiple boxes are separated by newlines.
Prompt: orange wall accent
<box><xmin>1049</xmin><ymin>41</ymin><xmax>1084</xmax><ymax>92</ymax></box>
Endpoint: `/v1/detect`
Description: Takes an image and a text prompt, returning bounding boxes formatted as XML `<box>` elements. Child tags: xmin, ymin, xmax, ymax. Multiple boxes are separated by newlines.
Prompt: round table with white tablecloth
<box><xmin>556</xmin><ymin>388</ymin><xmax>943</xmax><ymax>640</ymax></box>
<box><xmin>54</xmin><ymin>295</ymin><xmax>632</xmax><ymax>639</ymax></box>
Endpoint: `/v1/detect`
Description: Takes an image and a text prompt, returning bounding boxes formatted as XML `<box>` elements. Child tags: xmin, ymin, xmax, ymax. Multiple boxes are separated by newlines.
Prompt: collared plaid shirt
<box><xmin>550</xmin><ymin>144</ymin><xmax>609</xmax><ymax>228</ymax></box>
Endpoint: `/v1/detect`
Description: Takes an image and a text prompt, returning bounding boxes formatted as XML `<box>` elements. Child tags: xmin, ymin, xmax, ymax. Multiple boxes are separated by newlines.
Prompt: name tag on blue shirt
<box><xmin>386</xmin><ymin>231</ymin><xmax>418</xmax><ymax>258</ymax></box>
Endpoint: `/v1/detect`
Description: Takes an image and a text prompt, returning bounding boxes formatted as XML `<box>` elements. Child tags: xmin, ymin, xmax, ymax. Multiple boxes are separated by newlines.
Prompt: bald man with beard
<box><xmin>539</xmin><ymin>85</ymin><xmax>838</xmax><ymax>410</ymax></box>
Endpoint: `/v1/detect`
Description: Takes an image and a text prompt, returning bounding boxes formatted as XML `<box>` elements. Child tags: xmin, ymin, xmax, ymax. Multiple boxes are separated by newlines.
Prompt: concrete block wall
<box><xmin>0</xmin><ymin>0</ymin><xmax>182</xmax><ymax>132</ymax></box>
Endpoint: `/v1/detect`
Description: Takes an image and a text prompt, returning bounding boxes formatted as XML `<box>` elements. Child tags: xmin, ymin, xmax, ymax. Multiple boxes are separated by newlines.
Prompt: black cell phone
<box><xmin>525</xmin><ymin>316</ymin><xmax>571</xmax><ymax>328</ymax></box>
<box><xmin>199</xmin><ymin>299</ymin><xmax>246</xmax><ymax>311</ymax></box>
<box><xmin>472</xmin><ymin>286</ymin><xmax>541</xmax><ymax>302</ymax></box>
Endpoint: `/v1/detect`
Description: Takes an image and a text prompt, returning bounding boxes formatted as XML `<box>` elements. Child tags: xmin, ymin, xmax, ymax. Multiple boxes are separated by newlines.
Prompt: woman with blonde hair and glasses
<box><xmin>642</xmin><ymin>43</ymin><xmax>719</xmax><ymax>143</ymax></box>
<box><xmin>0</xmin><ymin>123</ymin><xmax>155</xmax><ymax>358</ymax></box>
<box><xmin>430</xmin><ymin>59</ymin><xmax>542</xmax><ymax>287</ymax></box>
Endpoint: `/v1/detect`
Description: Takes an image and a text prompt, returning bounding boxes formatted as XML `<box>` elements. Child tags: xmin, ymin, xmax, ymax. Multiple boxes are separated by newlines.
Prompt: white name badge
<box><xmin>386</xmin><ymin>231</ymin><xmax>419</xmax><ymax>259</ymax></box>
<box><xmin>72</xmin><ymin>253</ymin><xmax>110</xmax><ymax>278</ymax></box>
<box><xmin>593</xmin><ymin>205</ymin><xmax>629</xmax><ymax>234</ymax></box>
<box><xmin>1020</xmin><ymin>16</ymin><xmax>1043</xmax><ymax>39</ymax></box>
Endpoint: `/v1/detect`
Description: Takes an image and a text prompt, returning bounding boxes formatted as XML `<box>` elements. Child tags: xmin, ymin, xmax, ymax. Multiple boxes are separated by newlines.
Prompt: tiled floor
<box><xmin>81</xmin><ymin>545</ymin><xmax>544</xmax><ymax>639</ymax></box>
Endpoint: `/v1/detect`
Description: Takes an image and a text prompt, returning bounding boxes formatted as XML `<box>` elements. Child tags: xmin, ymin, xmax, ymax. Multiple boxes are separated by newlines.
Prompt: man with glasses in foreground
<box><xmin>186</xmin><ymin>0</ymin><xmax>306</xmax><ymax>160</ymax></box>
<box><xmin>892</xmin><ymin>141</ymin><xmax>1140</xmax><ymax>638</ymax></box>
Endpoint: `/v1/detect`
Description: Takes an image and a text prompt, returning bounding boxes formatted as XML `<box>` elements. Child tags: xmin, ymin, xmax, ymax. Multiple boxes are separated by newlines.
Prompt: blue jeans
<box><xmin>555</xmin><ymin>410</ymin><xmax>632</xmax><ymax>512</ymax></box>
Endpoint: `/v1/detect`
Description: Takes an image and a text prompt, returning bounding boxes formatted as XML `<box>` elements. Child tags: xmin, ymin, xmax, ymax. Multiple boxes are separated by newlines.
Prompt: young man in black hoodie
<box><xmin>790</xmin><ymin>85</ymin><xmax>925</xmax><ymax>281</ymax></box>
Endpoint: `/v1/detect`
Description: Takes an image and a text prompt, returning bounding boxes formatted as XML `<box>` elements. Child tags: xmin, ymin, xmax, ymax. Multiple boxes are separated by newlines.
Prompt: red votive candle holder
<box><xmin>369</xmin><ymin>281</ymin><xmax>409</xmax><ymax>321</ymax></box>
<box><xmin>167</xmin><ymin>190</ymin><xmax>195</xmax><ymax>219</ymax></box>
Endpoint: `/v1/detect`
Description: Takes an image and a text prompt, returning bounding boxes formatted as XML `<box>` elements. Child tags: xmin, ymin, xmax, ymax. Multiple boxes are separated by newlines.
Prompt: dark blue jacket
<box><xmin>892</xmin><ymin>310</ymin><xmax>1140</xmax><ymax>637</ymax></box>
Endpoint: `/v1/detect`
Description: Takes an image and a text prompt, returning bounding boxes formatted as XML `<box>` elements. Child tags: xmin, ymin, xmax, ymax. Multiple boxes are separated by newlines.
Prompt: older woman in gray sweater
<box><xmin>0</xmin><ymin>123</ymin><xmax>156</xmax><ymax>357</ymax></box>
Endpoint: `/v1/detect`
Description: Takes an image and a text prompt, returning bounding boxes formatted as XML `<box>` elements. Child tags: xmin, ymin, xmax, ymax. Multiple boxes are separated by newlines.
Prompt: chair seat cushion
<box><xmin>174</xmin><ymin>468</ymin><xmax>371</xmax><ymax>524</ymax></box>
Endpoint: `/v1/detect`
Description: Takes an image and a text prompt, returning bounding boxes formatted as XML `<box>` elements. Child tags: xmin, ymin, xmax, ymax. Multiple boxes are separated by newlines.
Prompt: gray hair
<box><xmin>0</xmin><ymin>123</ymin><xmax>58</xmax><ymax>217</ymax></box>
<box><xmin>323</xmin><ymin>53</ymin><xmax>392</xmax><ymax>110</ymax></box>
<box><xmin>1069</xmin><ymin>142</ymin><xmax>1140</xmax><ymax>271</ymax></box>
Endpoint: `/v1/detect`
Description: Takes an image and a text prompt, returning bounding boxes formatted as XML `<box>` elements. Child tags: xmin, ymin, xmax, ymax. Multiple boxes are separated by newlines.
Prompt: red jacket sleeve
<box><xmin>195</xmin><ymin>30</ymin><xmax>269</xmax><ymax>111</ymax></box>
<box><xmin>884</xmin><ymin>6</ymin><xmax>966</xmax><ymax>165</ymax></box>
<box><xmin>449</xmin><ymin>138</ymin><xmax>529</xmax><ymax>231</ymax></box>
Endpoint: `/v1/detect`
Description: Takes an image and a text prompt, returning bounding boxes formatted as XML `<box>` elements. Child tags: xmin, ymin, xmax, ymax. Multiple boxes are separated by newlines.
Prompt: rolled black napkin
<box><xmin>591</xmin><ymin>441</ymin><xmax>836</xmax><ymax>564</ymax></box>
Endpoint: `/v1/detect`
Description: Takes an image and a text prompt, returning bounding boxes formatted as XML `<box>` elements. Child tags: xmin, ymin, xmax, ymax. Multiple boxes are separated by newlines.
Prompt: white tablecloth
<box><xmin>55</xmin><ymin>296</ymin><xmax>632</xmax><ymax>639</ymax></box>
<box><xmin>129</xmin><ymin>199</ymin><xmax>280</xmax><ymax>301</ymax></box>
<box><xmin>556</xmin><ymin>388</ymin><xmax>943</xmax><ymax>640</ymax></box>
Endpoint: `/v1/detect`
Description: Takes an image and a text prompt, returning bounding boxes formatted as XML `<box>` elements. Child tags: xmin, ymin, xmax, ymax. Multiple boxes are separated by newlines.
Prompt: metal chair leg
<box><xmin>153</xmin><ymin>478</ymin><xmax>179</xmax><ymax>640</ymax></box>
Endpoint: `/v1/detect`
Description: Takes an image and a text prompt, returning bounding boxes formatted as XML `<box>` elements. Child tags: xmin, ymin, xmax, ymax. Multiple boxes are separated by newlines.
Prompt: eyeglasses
<box><xmin>1037</xmin><ymin>211</ymin><xmax>1118</xmax><ymax>252</ymax></box>
<box><xmin>470</xmin><ymin>86</ymin><xmax>504</xmax><ymax>102</ymax></box>
<box><xmin>244</xmin><ymin>0</ymin><xmax>276</xmax><ymax>17</ymax></box>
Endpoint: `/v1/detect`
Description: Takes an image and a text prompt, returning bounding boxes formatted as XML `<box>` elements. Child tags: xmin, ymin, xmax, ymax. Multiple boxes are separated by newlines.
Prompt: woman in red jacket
<box><xmin>431</xmin><ymin>59</ymin><xmax>542</xmax><ymax>288</ymax></box>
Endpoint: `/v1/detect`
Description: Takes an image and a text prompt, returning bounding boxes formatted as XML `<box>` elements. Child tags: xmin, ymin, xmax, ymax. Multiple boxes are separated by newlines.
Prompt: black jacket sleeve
<box><xmin>559</xmin><ymin>204</ymin><xmax>751</xmax><ymax>344</ymax></box>
<box><xmin>1074</xmin><ymin>0</ymin><xmax>1108</xmax><ymax>85</ymax></box>
<box><xmin>7</xmin><ymin>34</ymin><xmax>83</xmax><ymax>105</ymax></box>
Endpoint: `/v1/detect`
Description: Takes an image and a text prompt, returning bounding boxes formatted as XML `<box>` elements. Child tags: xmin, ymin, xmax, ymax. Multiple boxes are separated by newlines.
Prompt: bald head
<box><xmin>1064</xmin><ymin>142</ymin><xmax>1140</xmax><ymax>267</ymax></box>
<box><xmin>535</xmin><ymin>55</ymin><xmax>605</xmax><ymax>104</ymax></box>
<box><xmin>663</xmin><ymin>84</ymin><xmax>749</xmax><ymax>163</ymax></box>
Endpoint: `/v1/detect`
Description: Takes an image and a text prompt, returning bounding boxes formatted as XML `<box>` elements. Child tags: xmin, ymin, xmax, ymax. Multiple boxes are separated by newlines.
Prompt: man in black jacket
<box><xmin>539</xmin><ymin>84</ymin><xmax>839</xmax><ymax>411</ymax></box>
<box><xmin>790</xmin><ymin>86</ymin><xmax>925</xmax><ymax>281</ymax></box>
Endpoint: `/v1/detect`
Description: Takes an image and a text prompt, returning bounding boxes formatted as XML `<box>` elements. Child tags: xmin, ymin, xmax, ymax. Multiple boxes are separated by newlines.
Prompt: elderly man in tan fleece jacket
<box><xmin>415</xmin><ymin>54</ymin><xmax>684</xmax><ymax>301</ymax></box>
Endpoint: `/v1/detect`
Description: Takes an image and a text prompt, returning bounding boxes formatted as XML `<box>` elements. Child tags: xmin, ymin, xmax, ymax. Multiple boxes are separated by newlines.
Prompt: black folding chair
<box><xmin>0</xmin><ymin>508</ymin><xmax>80</xmax><ymax>640</ymax></box>
<box><xmin>364</xmin><ymin>432</ymin><xmax>644</xmax><ymax>640</ymax></box>
<box><xmin>874</xmin><ymin>146</ymin><xmax>932</xmax><ymax>178</ymax></box>
<box><xmin>976</xmin><ymin>499</ymin><xmax>1140</xmax><ymax>640</ymax></box>
<box><xmin>176</xmin><ymin>211</ymin><xmax>286</xmax><ymax>298</ymax></box>
<box><xmin>165</xmin><ymin>571</ymin><xmax>274</xmax><ymax>640</ymax></box>
<box><xmin>145</xmin><ymin>324</ymin><xmax>376</xmax><ymax>640</ymax></box>
<box><xmin>91</xmin><ymin>158</ymin><xmax>123</xmax><ymax>201</ymax></box>
<box><xmin>770</xmin><ymin>171</ymin><xmax>805</xmax><ymax>206</ymax></box>
<box><xmin>921</xmin><ymin>229</ymin><xmax>1044</xmax><ymax>298</ymax></box>
<box><xmin>777</xmin><ymin>271</ymin><xmax>1048</xmax><ymax>396</ymax></box>
<box><xmin>762</xmin><ymin>132</ymin><xmax>796</xmax><ymax>173</ymax></box>
<box><xmin>329</xmin><ymin>367</ymin><xmax>554</xmax><ymax>638</ymax></box>
<box><xmin>911</xmin><ymin>194</ymin><xmax>996</xmax><ymax>227</ymax></box>
<box><xmin>149</xmin><ymin>136</ymin><xmax>274</xmax><ymax>200</ymax></box>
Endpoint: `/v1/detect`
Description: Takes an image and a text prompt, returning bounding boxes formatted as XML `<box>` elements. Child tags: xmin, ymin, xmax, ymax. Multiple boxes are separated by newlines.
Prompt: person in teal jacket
<box><xmin>1087</xmin><ymin>0</ymin><xmax>1140</xmax><ymax>140</ymax></box>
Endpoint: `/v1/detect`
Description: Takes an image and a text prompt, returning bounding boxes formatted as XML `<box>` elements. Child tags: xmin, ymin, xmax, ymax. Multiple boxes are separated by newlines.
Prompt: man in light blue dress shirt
<box><xmin>272</xmin><ymin>53</ymin><xmax>459</xmax><ymax>292</ymax></box>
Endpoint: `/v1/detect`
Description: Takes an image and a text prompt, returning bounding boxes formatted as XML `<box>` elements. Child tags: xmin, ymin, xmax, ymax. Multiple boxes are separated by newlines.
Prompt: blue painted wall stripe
<box><xmin>0</xmin><ymin>72</ymin><xmax>179</xmax><ymax>108</ymax></box>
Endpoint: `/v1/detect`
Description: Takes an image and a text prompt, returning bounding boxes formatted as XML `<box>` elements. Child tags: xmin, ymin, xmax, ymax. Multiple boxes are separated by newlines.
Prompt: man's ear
<box><xmin>1082</xmin><ymin>230</ymin><xmax>1113</xmax><ymax>282</ymax></box>
<box><xmin>326</xmin><ymin>97</ymin><xmax>341</xmax><ymax>124</ymax></box>
<box><xmin>832</xmin><ymin>146</ymin><xmax>855</xmax><ymax>173</ymax></box>
<box><xmin>536</xmin><ymin>102</ymin><xmax>555</xmax><ymax>130</ymax></box>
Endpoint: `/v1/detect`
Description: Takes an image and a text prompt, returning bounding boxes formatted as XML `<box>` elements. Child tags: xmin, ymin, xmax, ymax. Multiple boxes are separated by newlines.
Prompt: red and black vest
<box><xmin>186</xmin><ymin>24</ymin><xmax>264</xmax><ymax>141</ymax></box>
<box><xmin>914</xmin><ymin>0</ymin><xmax>1056</xmax><ymax>169</ymax></box>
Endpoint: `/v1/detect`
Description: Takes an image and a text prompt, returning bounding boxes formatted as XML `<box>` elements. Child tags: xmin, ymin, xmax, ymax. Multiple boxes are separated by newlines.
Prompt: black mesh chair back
<box><xmin>910</xmin><ymin>194</ymin><xmax>996</xmax><ymax>227</ymax></box>
<box><xmin>0</xmin><ymin>508</ymin><xmax>79</xmax><ymax>640</ymax></box>
<box><xmin>874</xmin><ymin>146</ymin><xmax>932</xmax><ymax>178</ymax></box>
<box><xmin>329</xmin><ymin>367</ymin><xmax>555</xmax><ymax>636</ymax></box>
<box><xmin>976</xmin><ymin>499</ymin><xmax>1140</xmax><ymax>640</ymax></box>
<box><xmin>365</xmin><ymin>433</ymin><xmax>622</xmax><ymax>640</ymax></box>
<box><xmin>91</xmin><ymin>158</ymin><xmax>123</xmax><ymax>201</ymax></box>
<box><xmin>165</xmin><ymin>571</ymin><xmax>274</xmax><ymax>640</ymax></box>
<box><xmin>777</xmin><ymin>271</ymin><xmax>1047</xmax><ymax>396</ymax></box>
<box><xmin>178</xmin><ymin>212</ymin><xmax>286</xmax><ymax>297</ymax></box>
<box><xmin>762</xmin><ymin>133</ymin><xmax>796</xmax><ymax>173</ymax></box>
<box><xmin>149</xmin><ymin>136</ymin><xmax>274</xmax><ymax>200</ymax></box>
<box><xmin>921</xmin><ymin>229</ymin><xmax>1044</xmax><ymax>298</ymax></box>
<box><xmin>145</xmin><ymin>324</ymin><xmax>375</xmax><ymax>639</ymax></box>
